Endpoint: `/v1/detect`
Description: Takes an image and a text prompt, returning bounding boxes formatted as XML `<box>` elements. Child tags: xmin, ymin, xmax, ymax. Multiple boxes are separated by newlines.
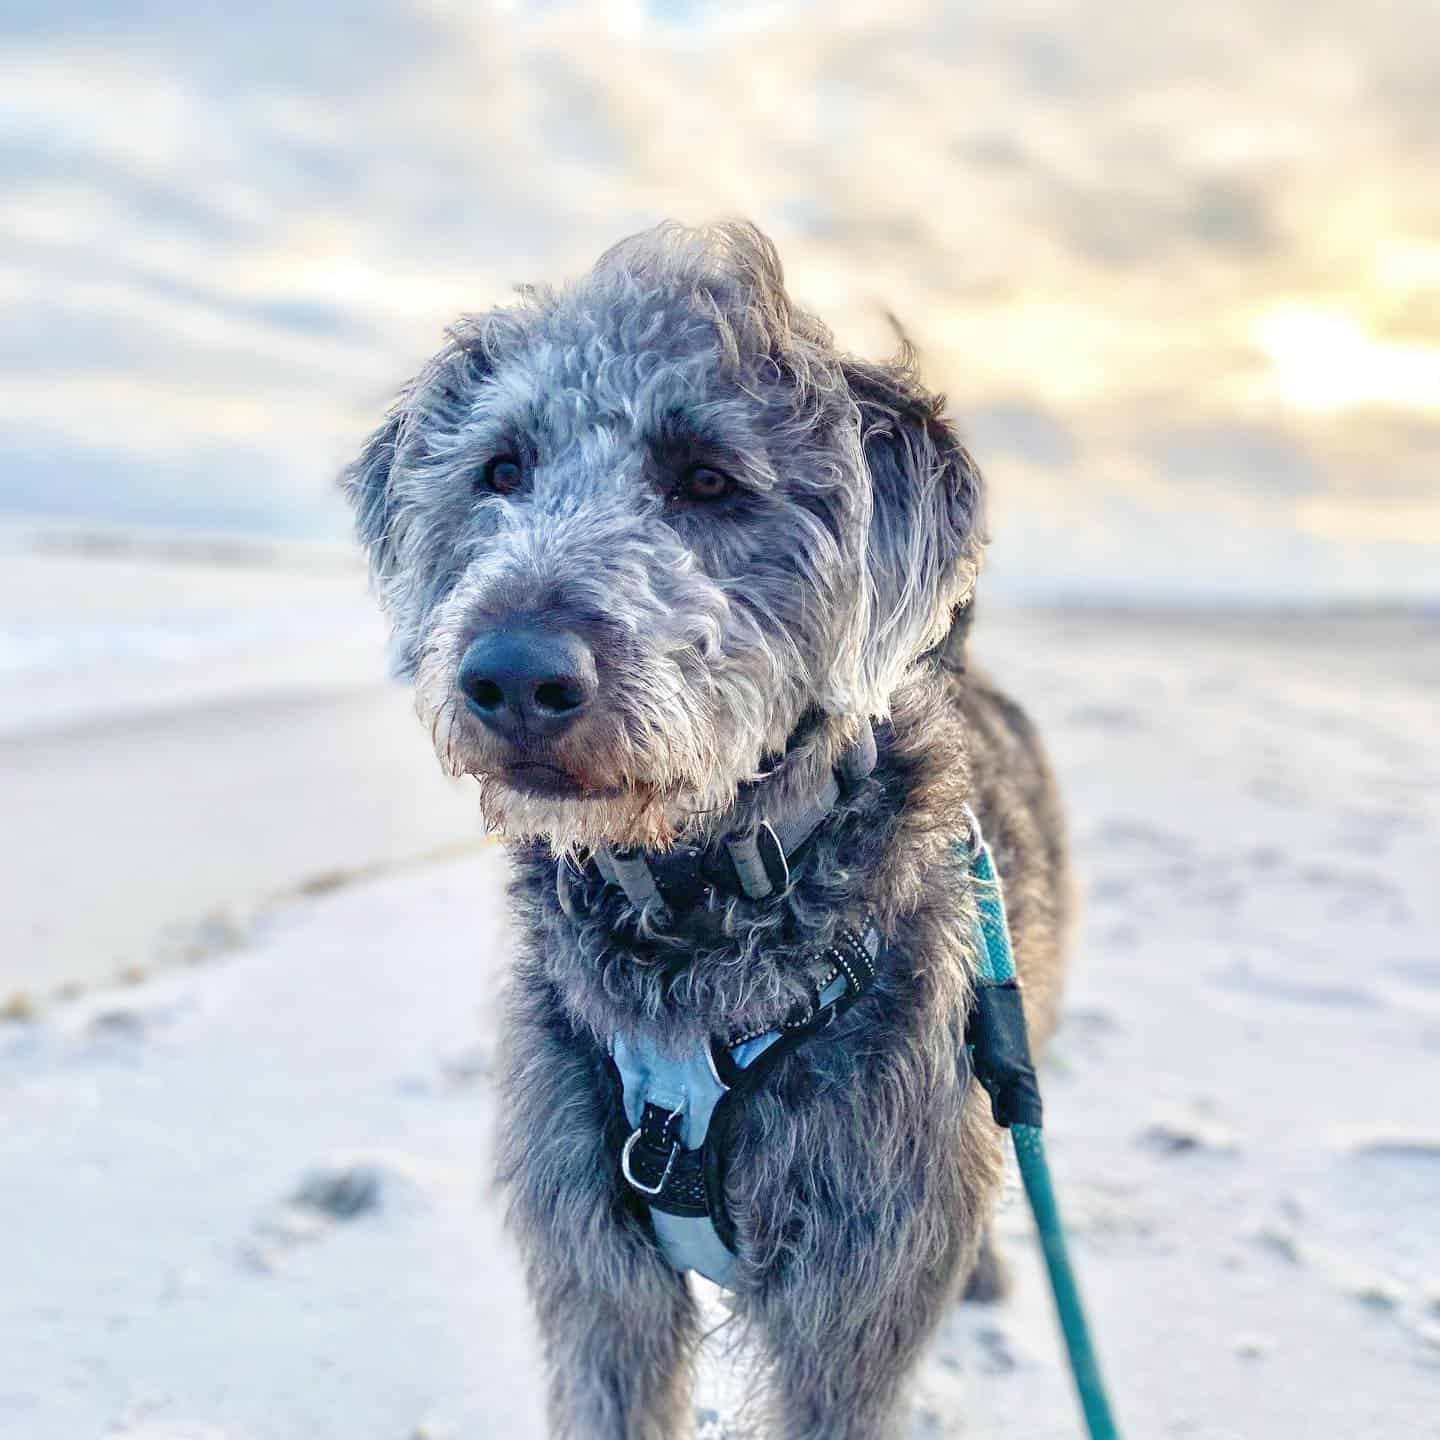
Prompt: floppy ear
<box><xmin>339</xmin><ymin>326</ymin><xmax>495</xmax><ymax>585</ymax></box>
<box><xmin>847</xmin><ymin>351</ymin><xmax>985</xmax><ymax>706</ymax></box>
<box><xmin>341</xmin><ymin>405</ymin><xmax>404</xmax><ymax>589</ymax></box>
<box><xmin>338</xmin><ymin>321</ymin><xmax>512</xmax><ymax>674</ymax></box>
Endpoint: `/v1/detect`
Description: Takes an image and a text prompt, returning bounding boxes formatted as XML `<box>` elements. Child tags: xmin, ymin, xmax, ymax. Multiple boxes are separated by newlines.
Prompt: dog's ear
<box><xmin>341</xmin><ymin>405</ymin><xmax>405</xmax><ymax>588</ymax></box>
<box><xmin>340</xmin><ymin>329</ymin><xmax>496</xmax><ymax>582</ymax></box>
<box><xmin>339</xmin><ymin>319</ymin><xmax>514</xmax><ymax>673</ymax></box>
<box><xmin>846</xmin><ymin>351</ymin><xmax>985</xmax><ymax>706</ymax></box>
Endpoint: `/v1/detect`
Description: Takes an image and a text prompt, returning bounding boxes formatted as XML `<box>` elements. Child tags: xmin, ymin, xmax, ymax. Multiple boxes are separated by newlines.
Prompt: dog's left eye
<box><xmin>478</xmin><ymin>455</ymin><xmax>524</xmax><ymax>495</ymax></box>
<box><xmin>679</xmin><ymin>465</ymin><xmax>734</xmax><ymax>502</ymax></box>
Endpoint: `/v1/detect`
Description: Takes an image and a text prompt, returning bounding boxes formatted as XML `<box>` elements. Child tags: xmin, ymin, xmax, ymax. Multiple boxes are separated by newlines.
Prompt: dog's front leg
<box><xmin>746</xmin><ymin>1085</ymin><xmax>998</xmax><ymax>1440</ymax></box>
<box><xmin>499</xmin><ymin>962</ymin><xmax>700</xmax><ymax>1440</ymax></box>
<box><xmin>526</xmin><ymin>1234</ymin><xmax>698</xmax><ymax>1440</ymax></box>
<box><xmin>755</xmin><ymin>1252</ymin><xmax>968</xmax><ymax>1440</ymax></box>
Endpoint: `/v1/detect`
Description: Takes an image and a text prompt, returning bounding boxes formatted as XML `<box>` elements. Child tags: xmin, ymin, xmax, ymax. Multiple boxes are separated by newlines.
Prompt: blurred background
<box><xmin>2</xmin><ymin>4</ymin><xmax>1437</xmax><ymax>1438</ymax></box>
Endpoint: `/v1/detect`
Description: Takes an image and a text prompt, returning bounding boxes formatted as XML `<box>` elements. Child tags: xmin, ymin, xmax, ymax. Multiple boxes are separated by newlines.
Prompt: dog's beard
<box><xmin>417</xmin><ymin>670</ymin><xmax>782</xmax><ymax>855</ymax></box>
<box><xmin>413</xmin><ymin>599</ymin><xmax>815</xmax><ymax>851</ymax></box>
<box><xmin>474</xmin><ymin>771</ymin><xmax>684</xmax><ymax>851</ymax></box>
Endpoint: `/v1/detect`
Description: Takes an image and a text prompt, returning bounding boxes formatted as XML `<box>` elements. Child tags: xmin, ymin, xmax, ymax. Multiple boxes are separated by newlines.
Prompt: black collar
<box><xmin>556</xmin><ymin>717</ymin><xmax>878</xmax><ymax>922</ymax></box>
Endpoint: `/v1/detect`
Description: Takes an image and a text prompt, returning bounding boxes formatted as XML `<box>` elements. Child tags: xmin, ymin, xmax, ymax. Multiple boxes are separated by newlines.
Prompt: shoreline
<box><xmin>1</xmin><ymin>682</ymin><xmax>484</xmax><ymax>1004</ymax></box>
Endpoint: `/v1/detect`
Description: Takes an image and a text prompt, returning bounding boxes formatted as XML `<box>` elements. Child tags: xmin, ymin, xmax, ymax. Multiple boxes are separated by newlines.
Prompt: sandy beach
<box><xmin>1</xmin><ymin>686</ymin><xmax>481</xmax><ymax>1001</ymax></box>
<box><xmin>2</xmin><ymin>546</ymin><xmax>1438</xmax><ymax>1437</ymax></box>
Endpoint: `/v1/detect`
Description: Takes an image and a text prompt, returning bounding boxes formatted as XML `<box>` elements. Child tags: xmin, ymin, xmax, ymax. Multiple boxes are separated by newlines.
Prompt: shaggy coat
<box><xmin>343</xmin><ymin>221</ymin><xmax>1071</xmax><ymax>1439</ymax></box>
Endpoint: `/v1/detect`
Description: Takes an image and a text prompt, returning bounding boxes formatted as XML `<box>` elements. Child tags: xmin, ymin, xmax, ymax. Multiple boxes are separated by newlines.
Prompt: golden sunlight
<box><xmin>1255</xmin><ymin>305</ymin><xmax>1440</xmax><ymax>414</ymax></box>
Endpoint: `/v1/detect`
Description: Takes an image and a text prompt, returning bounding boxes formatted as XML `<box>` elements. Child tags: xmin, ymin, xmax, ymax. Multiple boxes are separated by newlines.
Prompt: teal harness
<box><xmin>605</xmin><ymin>804</ymin><xmax>1122</xmax><ymax>1439</ymax></box>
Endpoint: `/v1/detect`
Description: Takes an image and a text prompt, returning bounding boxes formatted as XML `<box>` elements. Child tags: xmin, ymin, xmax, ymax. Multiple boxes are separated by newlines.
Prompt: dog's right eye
<box><xmin>477</xmin><ymin>456</ymin><xmax>523</xmax><ymax>495</ymax></box>
<box><xmin>678</xmin><ymin>465</ymin><xmax>735</xmax><ymax>503</ymax></box>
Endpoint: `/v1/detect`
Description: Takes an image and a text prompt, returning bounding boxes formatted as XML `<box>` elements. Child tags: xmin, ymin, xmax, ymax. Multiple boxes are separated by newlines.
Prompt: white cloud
<box><xmin>0</xmin><ymin>0</ymin><xmax>1436</xmax><ymax>596</ymax></box>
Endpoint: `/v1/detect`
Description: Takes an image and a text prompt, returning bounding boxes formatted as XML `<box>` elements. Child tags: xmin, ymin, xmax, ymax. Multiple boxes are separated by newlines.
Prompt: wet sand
<box><xmin>1</xmin><ymin>682</ymin><xmax>482</xmax><ymax>1003</ymax></box>
<box><xmin>0</xmin><ymin>538</ymin><xmax>487</xmax><ymax>1003</ymax></box>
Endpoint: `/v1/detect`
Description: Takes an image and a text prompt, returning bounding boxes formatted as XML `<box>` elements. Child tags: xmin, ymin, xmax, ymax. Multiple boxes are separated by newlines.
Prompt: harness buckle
<box><xmin>620</xmin><ymin>1109</ymin><xmax>683</xmax><ymax>1197</ymax></box>
<box><xmin>755</xmin><ymin>819</ymin><xmax>790</xmax><ymax>892</ymax></box>
<box><xmin>555</xmin><ymin>853</ymin><xmax>590</xmax><ymax>920</ymax></box>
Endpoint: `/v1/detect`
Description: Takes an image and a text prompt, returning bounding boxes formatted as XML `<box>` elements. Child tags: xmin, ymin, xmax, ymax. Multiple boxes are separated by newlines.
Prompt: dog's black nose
<box><xmin>458</xmin><ymin>625</ymin><xmax>597</xmax><ymax>740</ymax></box>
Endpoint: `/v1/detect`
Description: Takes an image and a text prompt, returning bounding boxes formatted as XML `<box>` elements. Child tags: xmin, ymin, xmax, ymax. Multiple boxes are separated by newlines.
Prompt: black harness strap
<box><xmin>610</xmin><ymin>914</ymin><xmax>887</xmax><ymax>1273</ymax></box>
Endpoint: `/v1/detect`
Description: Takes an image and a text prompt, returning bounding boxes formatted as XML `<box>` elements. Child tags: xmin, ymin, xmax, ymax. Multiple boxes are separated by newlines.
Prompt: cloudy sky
<box><xmin>3</xmin><ymin>0</ymin><xmax>1437</xmax><ymax>601</ymax></box>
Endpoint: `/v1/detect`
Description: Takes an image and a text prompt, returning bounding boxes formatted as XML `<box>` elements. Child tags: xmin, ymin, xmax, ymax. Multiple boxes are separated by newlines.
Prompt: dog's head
<box><xmin>343</xmin><ymin>222</ymin><xmax>983</xmax><ymax>850</ymax></box>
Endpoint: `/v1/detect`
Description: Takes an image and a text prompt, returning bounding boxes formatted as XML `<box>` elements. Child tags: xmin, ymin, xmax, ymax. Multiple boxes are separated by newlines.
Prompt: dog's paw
<box><xmin>962</xmin><ymin>1231</ymin><xmax>1012</xmax><ymax>1304</ymax></box>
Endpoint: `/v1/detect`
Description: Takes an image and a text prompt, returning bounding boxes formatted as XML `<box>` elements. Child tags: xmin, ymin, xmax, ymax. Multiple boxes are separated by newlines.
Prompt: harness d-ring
<box><xmin>620</xmin><ymin>1113</ymin><xmax>683</xmax><ymax>1197</ymax></box>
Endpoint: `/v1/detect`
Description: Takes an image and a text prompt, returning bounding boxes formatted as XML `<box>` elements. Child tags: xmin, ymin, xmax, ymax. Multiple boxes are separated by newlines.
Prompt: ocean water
<box><xmin>0</xmin><ymin>527</ymin><xmax>389</xmax><ymax>737</ymax></box>
<box><xmin>0</xmin><ymin>607</ymin><xmax>346</xmax><ymax>674</ymax></box>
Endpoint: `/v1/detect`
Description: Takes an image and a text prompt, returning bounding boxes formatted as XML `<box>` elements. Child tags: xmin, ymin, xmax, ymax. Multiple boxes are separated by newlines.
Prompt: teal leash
<box><xmin>961</xmin><ymin>813</ymin><xmax>1122</xmax><ymax>1440</ymax></box>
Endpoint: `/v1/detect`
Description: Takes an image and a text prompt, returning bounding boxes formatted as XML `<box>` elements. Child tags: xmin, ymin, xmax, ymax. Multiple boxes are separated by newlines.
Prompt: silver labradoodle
<box><xmin>343</xmin><ymin>221</ymin><xmax>1071</xmax><ymax>1439</ymax></box>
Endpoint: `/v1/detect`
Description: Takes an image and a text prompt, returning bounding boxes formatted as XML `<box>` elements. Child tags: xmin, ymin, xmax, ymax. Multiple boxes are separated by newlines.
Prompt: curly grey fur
<box><xmin>342</xmin><ymin>221</ymin><xmax>1072</xmax><ymax>1438</ymax></box>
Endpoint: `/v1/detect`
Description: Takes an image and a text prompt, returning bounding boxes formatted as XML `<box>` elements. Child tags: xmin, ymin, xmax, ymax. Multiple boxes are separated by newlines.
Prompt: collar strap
<box><xmin>559</xmin><ymin>718</ymin><xmax>878</xmax><ymax>918</ymax></box>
